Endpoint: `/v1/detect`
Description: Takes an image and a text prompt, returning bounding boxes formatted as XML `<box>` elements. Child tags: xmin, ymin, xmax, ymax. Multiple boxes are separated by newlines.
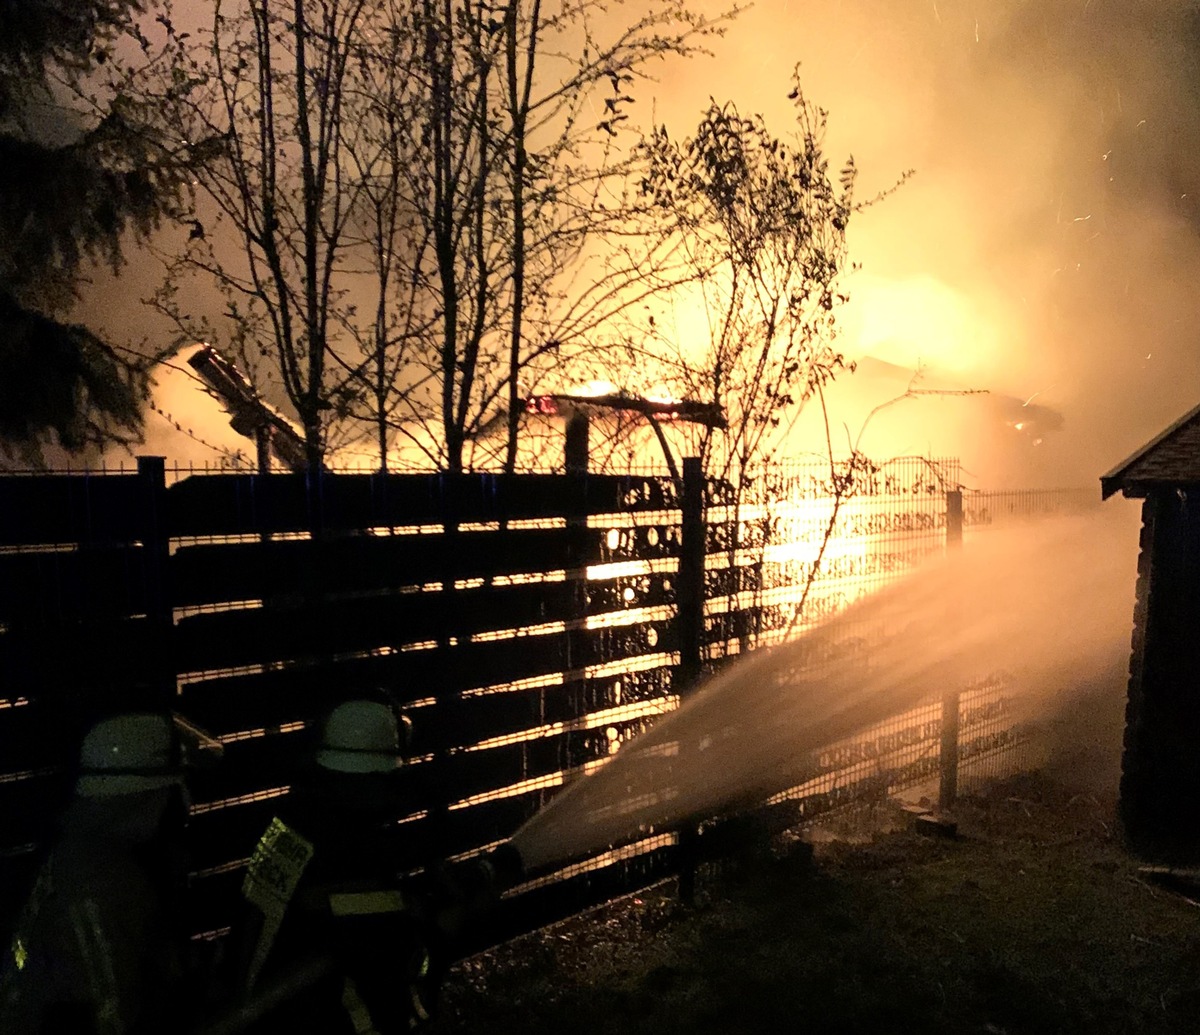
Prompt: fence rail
<box><xmin>0</xmin><ymin>457</ymin><xmax>1079</xmax><ymax>947</ymax></box>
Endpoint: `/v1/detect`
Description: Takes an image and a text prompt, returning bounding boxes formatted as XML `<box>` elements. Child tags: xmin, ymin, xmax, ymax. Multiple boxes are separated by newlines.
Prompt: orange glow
<box><xmin>840</xmin><ymin>274</ymin><xmax>1005</xmax><ymax>382</ymax></box>
<box><xmin>567</xmin><ymin>380</ymin><xmax>620</xmax><ymax>399</ymax></box>
<box><xmin>89</xmin><ymin>0</ymin><xmax>1200</xmax><ymax>491</ymax></box>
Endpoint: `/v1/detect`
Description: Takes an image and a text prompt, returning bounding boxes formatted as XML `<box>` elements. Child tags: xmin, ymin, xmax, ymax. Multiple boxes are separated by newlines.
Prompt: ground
<box><xmin>436</xmin><ymin>771</ymin><xmax>1200</xmax><ymax>1034</ymax></box>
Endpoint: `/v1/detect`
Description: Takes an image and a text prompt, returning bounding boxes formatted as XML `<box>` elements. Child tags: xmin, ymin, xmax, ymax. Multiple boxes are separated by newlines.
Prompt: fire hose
<box><xmin>191</xmin><ymin>954</ymin><xmax>336</xmax><ymax>1035</ymax></box>
<box><xmin>190</xmin><ymin>843</ymin><xmax>525</xmax><ymax>1035</ymax></box>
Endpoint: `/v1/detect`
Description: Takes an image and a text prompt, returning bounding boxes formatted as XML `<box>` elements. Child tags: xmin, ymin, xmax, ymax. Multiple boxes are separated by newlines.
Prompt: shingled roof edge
<box><xmin>1100</xmin><ymin>399</ymin><xmax>1200</xmax><ymax>500</ymax></box>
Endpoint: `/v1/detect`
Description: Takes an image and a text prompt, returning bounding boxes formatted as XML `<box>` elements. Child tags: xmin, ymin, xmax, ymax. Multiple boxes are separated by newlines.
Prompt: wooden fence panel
<box><xmin>0</xmin><ymin>701</ymin><xmax>63</xmax><ymax>775</ymax></box>
<box><xmin>175</xmin><ymin>634</ymin><xmax>574</xmax><ymax>735</ymax></box>
<box><xmin>164</xmin><ymin>472</ymin><xmax>671</xmax><ymax>539</ymax></box>
<box><xmin>0</xmin><ymin>615</ymin><xmax>163</xmax><ymax>698</ymax></box>
<box><xmin>0</xmin><ymin>473</ymin><xmax>145</xmax><ymax>545</ymax></box>
<box><xmin>0</xmin><ymin>545</ymin><xmax>151</xmax><ymax>623</ymax></box>
<box><xmin>5</xmin><ymin>459</ymin><xmax>1034</xmax><ymax>955</ymax></box>
<box><xmin>189</xmin><ymin>732</ymin><xmax>311</xmax><ymax>802</ymax></box>
<box><xmin>188</xmin><ymin>799</ymin><xmax>282</xmax><ymax>875</ymax></box>
<box><xmin>170</xmin><ymin>527</ymin><xmax>574</xmax><ymax>607</ymax></box>
<box><xmin>172</xmin><ymin>580</ymin><xmax>579</xmax><ymax>674</ymax></box>
<box><xmin>0</xmin><ymin>773</ymin><xmax>68</xmax><ymax>857</ymax></box>
<box><xmin>148</xmin><ymin>469</ymin><xmax>678</xmax><ymax>937</ymax></box>
<box><xmin>442</xmin><ymin>795</ymin><xmax>542</xmax><ymax>854</ymax></box>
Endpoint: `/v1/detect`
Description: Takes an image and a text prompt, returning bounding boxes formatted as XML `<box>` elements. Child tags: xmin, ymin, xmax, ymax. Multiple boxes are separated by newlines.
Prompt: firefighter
<box><xmin>223</xmin><ymin>698</ymin><xmax>437</xmax><ymax>1035</ymax></box>
<box><xmin>0</xmin><ymin>711</ymin><xmax>191</xmax><ymax>1035</ymax></box>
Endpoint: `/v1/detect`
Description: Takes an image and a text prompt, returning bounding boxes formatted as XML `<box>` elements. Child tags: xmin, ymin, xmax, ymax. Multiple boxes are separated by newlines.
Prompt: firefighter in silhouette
<box><xmin>0</xmin><ymin>711</ymin><xmax>191</xmax><ymax>1035</ymax></box>
<box><xmin>224</xmin><ymin>698</ymin><xmax>440</xmax><ymax>1034</ymax></box>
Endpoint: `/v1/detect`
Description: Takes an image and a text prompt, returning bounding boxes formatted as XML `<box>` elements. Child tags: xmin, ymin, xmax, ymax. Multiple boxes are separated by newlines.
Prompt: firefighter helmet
<box><xmin>316</xmin><ymin>700</ymin><xmax>409</xmax><ymax>774</ymax></box>
<box><xmin>75</xmin><ymin>712</ymin><xmax>184</xmax><ymax>797</ymax></box>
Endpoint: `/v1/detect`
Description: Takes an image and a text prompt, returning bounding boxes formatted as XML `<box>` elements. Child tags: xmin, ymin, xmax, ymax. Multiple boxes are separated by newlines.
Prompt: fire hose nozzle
<box><xmin>427</xmin><ymin>843</ymin><xmax>526</xmax><ymax>944</ymax></box>
<box><xmin>481</xmin><ymin>842</ymin><xmax>525</xmax><ymax>892</ymax></box>
<box><xmin>435</xmin><ymin>843</ymin><xmax>525</xmax><ymax>916</ymax></box>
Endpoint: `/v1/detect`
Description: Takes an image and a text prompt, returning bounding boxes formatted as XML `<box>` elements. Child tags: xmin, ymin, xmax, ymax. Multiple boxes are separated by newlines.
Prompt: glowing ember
<box><xmin>567</xmin><ymin>381</ymin><xmax>620</xmax><ymax>399</ymax></box>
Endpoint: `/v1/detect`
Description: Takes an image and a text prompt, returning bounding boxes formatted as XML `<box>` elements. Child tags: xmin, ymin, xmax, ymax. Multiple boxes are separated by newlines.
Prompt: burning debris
<box><xmin>186</xmin><ymin>345</ymin><xmax>308</xmax><ymax>473</ymax></box>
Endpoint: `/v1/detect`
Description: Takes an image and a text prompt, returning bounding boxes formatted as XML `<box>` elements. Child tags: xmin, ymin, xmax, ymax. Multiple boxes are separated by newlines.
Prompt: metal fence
<box><xmin>695</xmin><ymin>457</ymin><xmax>958</xmax><ymax>664</ymax></box>
<box><xmin>962</xmin><ymin>487</ymin><xmax>1098</xmax><ymax>531</ymax></box>
<box><xmin>760</xmin><ymin>675</ymin><xmax>1036</xmax><ymax>821</ymax></box>
<box><xmin>0</xmin><ymin>456</ymin><xmax>1074</xmax><ymax>950</ymax></box>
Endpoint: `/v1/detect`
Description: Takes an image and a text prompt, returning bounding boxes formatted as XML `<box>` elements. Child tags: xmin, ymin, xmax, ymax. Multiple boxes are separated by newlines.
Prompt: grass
<box><xmin>437</xmin><ymin>770</ymin><xmax>1200</xmax><ymax>1034</ymax></box>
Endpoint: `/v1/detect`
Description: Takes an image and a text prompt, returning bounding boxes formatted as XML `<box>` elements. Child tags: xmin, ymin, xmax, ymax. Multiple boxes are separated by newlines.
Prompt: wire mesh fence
<box><xmin>956</xmin><ymin>675</ymin><xmax>1042</xmax><ymax>796</ymax></box>
<box><xmin>962</xmin><ymin>487</ymin><xmax>1099</xmax><ymax>531</ymax></box>
<box><xmin>702</xmin><ymin>456</ymin><xmax>960</xmax><ymax>659</ymax></box>
<box><xmin>767</xmin><ymin>696</ymin><xmax>945</xmax><ymax>819</ymax></box>
<box><xmin>0</xmin><ymin>456</ymin><xmax>1089</xmax><ymax>948</ymax></box>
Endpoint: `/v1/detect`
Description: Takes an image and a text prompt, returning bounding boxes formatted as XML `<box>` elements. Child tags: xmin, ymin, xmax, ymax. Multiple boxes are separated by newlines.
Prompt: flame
<box><xmin>567</xmin><ymin>380</ymin><xmax>620</xmax><ymax>399</ymax></box>
<box><xmin>841</xmin><ymin>274</ymin><xmax>1005</xmax><ymax>380</ymax></box>
<box><xmin>641</xmin><ymin>385</ymin><xmax>682</xmax><ymax>405</ymax></box>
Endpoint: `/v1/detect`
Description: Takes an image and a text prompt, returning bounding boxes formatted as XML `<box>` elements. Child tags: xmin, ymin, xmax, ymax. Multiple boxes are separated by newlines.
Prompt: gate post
<box><xmin>945</xmin><ymin>489</ymin><xmax>963</xmax><ymax>551</ymax></box>
<box><xmin>940</xmin><ymin>488</ymin><xmax>964</xmax><ymax>812</ymax></box>
<box><xmin>676</xmin><ymin>457</ymin><xmax>705</xmax><ymax>904</ymax></box>
<box><xmin>137</xmin><ymin>456</ymin><xmax>174</xmax><ymax>712</ymax></box>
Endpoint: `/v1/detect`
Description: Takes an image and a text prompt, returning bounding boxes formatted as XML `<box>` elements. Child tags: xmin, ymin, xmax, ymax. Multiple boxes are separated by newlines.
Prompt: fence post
<box><xmin>939</xmin><ymin>689</ymin><xmax>960</xmax><ymax>811</ymax></box>
<box><xmin>563</xmin><ymin>463</ymin><xmax>590</xmax><ymax>756</ymax></box>
<box><xmin>565</xmin><ymin>412</ymin><xmax>589</xmax><ymax>476</ymax></box>
<box><xmin>563</xmin><ymin>413</ymin><xmax>591</xmax><ymax>803</ymax></box>
<box><xmin>137</xmin><ymin>456</ymin><xmax>174</xmax><ymax>712</ymax></box>
<box><xmin>677</xmin><ymin>457</ymin><xmax>705</xmax><ymax>691</ymax></box>
<box><xmin>945</xmin><ymin>489</ymin><xmax>963</xmax><ymax>551</ymax></box>
<box><xmin>427</xmin><ymin>473</ymin><xmax>463</xmax><ymax>867</ymax></box>
<box><xmin>941</xmin><ymin>488</ymin><xmax>963</xmax><ymax>811</ymax></box>
<box><xmin>306</xmin><ymin>464</ymin><xmax>326</xmax><ymax>540</ymax></box>
<box><xmin>676</xmin><ymin>456</ymin><xmax>705</xmax><ymax>904</ymax></box>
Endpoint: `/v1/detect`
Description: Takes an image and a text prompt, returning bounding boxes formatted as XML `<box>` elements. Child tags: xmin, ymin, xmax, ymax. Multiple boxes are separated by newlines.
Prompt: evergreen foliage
<box><xmin>0</xmin><ymin>0</ymin><xmax>184</xmax><ymax>461</ymax></box>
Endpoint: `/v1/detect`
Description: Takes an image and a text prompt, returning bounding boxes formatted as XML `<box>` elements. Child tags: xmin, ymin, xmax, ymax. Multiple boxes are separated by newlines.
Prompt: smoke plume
<box><xmin>513</xmin><ymin>502</ymin><xmax>1141</xmax><ymax>870</ymax></box>
<box><xmin>655</xmin><ymin>0</ymin><xmax>1200</xmax><ymax>487</ymax></box>
<box><xmin>66</xmin><ymin>1</ymin><xmax>1200</xmax><ymax>483</ymax></box>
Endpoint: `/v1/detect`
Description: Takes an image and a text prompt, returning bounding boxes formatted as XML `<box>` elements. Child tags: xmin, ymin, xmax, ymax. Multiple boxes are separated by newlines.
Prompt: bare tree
<box><xmin>148</xmin><ymin>0</ymin><xmax>378</xmax><ymax>471</ymax></box>
<box><xmin>636</xmin><ymin>70</ymin><xmax>874</xmax><ymax>482</ymax></box>
<box><xmin>495</xmin><ymin>0</ymin><xmax>692</xmax><ymax>472</ymax></box>
<box><xmin>144</xmin><ymin>0</ymin><xmax>737</xmax><ymax>472</ymax></box>
<box><xmin>324</xmin><ymin>3</ymin><xmax>433</xmax><ymax>471</ymax></box>
<box><xmin>633</xmin><ymin>67</ymin><xmax>910</xmax><ymax>646</ymax></box>
<box><xmin>345</xmin><ymin>0</ymin><xmax>739</xmax><ymax>472</ymax></box>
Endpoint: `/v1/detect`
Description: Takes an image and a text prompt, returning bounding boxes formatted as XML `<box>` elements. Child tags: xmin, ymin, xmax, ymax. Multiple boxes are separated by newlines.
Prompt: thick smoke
<box><xmin>68</xmin><ymin>1</ymin><xmax>1200</xmax><ymax>480</ymax></box>
<box><xmin>656</xmin><ymin>0</ymin><xmax>1200</xmax><ymax>487</ymax></box>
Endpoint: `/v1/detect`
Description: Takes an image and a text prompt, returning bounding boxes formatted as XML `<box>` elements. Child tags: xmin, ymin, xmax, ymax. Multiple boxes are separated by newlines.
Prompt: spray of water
<box><xmin>512</xmin><ymin>504</ymin><xmax>1140</xmax><ymax>871</ymax></box>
